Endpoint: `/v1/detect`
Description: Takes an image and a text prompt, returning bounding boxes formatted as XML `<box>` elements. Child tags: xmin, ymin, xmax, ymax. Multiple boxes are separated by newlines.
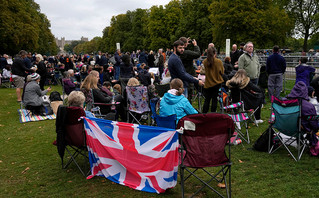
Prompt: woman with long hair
<box><xmin>226</xmin><ymin>69</ymin><xmax>264</xmax><ymax>123</ymax></box>
<box><xmin>202</xmin><ymin>47</ymin><xmax>224</xmax><ymax>113</ymax></box>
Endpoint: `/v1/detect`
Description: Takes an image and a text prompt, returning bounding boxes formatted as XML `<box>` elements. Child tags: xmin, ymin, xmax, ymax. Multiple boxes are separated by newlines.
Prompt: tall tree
<box><xmin>284</xmin><ymin>0</ymin><xmax>319</xmax><ymax>51</ymax></box>
<box><xmin>0</xmin><ymin>0</ymin><xmax>57</xmax><ymax>55</ymax></box>
<box><xmin>209</xmin><ymin>0</ymin><xmax>293</xmax><ymax>49</ymax></box>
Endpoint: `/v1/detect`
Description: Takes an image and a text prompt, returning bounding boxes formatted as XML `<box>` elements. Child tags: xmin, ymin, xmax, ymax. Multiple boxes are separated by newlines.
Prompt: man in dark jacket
<box><xmin>139</xmin><ymin>50</ymin><xmax>148</xmax><ymax>65</ymax></box>
<box><xmin>230</xmin><ymin>44</ymin><xmax>240</xmax><ymax>66</ymax></box>
<box><xmin>168</xmin><ymin>40</ymin><xmax>204</xmax><ymax>98</ymax></box>
<box><xmin>12</xmin><ymin>50</ymin><xmax>35</xmax><ymax>102</ymax></box>
<box><xmin>179</xmin><ymin>37</ymin><xmax>201</xmax><ymax>102</ymax></box>
<box><xmin>266</xmin><ymin>45</ymin><xmax>286</xmax><ymax>99</ymax></box>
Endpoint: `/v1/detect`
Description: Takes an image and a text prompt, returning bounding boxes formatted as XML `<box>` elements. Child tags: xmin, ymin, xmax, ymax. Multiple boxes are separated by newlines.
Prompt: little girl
<box><xmin>159</xmin><ymin>78</ymin><xmax>198</xmax><ymax>123</ymax></box>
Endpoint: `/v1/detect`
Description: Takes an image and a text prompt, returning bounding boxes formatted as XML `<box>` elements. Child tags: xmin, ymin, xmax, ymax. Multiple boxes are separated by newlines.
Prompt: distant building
<box><xmin>55</xmin><ymin>36</ymin><xmax>89</xmax><ymax>51</ymax></box>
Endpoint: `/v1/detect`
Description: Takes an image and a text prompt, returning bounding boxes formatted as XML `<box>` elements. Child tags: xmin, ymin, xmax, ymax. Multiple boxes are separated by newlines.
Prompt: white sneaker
<box><xmin>255</xmin><ymin>119</ymin><xmax>263</xmax><ymax>124</ymax></box>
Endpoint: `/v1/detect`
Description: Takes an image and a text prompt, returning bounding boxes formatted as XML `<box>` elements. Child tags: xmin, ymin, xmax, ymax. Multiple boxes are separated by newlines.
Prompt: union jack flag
<box><xmin>83</xmin><ymin>117</ymin><xmax>179</xmax><ymax>193</ymax></box>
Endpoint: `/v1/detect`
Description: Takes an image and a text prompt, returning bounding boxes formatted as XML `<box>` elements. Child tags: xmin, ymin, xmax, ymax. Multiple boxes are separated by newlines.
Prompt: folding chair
<box><xmin>56</xmin><ymin>106</ymin><xmax>90</xmax><ymax>176</ymax></box>
<box><xmin>150</xmin><ymin>97</ymin><xmax>176</xmax><ymax>129</ymax></box>
<box><xmin>154</xmin><ymin>83</ymin><xmax>170</xmax><ymax>97</ymax></box>
<box><xmin>90</xmin><ymin>89</ymin><xmax>119</xmax><ymax>120</ymax></box>
<box><xmin>126</xmin><ymin>85</ymin><xmax>150</xmax><ymax>125</ymax></box>
<box><xmin>268</xmin><ymin>96</ymin><xmax>306</xmax><ymax>161</ymax></box>
<box><xmin>0</xmin><ymin>75</ymin><xmax>13</xmax><ymax>88</ymax></box>
<box><xmin>178</xmin><ymin>113</ymin><xmax>234</xmax><ymax>198</ymax></box>
<box><xmin>222</xmin><ymin>89</ymin><xmax>260</xmax><ymax>144</ymax></box>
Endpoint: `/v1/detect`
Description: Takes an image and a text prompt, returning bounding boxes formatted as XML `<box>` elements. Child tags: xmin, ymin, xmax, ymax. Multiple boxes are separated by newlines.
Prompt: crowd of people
<box><xmin>1</xmin><ymin>39</ymin><xmax>319</xmax><ymax>140</ymax></box>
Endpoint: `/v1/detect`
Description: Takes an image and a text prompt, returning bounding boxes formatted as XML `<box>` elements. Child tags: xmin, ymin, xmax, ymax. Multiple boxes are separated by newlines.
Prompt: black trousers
<box><xmin>203</xmin><ymin>84</ymin><xmax>221</xmax><ymax>113</ymax></box>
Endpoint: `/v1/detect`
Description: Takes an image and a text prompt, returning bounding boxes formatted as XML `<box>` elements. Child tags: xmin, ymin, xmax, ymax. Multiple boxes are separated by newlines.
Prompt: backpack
<box><xmin>49</xmin><ymin>91</ymin><xmax>62</xmax><ymax>102</ymax></box>
<box><xmin>253</xmin><ymin>127</ymin><xmax>274</xmax><ymax>152</ymax></box>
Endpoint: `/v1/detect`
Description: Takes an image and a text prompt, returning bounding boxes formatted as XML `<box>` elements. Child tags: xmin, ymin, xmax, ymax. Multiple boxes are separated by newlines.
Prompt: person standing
<box><xmin>114</xmin><ymin>49</ymin><xmax>122</xmax><ymax>80</ymax></box>
<box><xmin>230</xmin><ymin>44</ymin><xmax>240</xmax><ymax>66</ymax></box>
<box><xmin>157</xmin><ymin>49</ymin><xmax>164</xmax><ymax>77</ymax></box>
<box><xmin>266</xmin><ymin>45</ymin><xmax>286</xmax><ymax>99</ymax></box>
<box><xmin>168</xmin><ymin>40</ymin><xmax>204</xmax><ymax>98</ymax></box>
<box><xmin>35</xmin><ymin>54</ymin><xmax>47</xmax><ymax>91</ymax></box>
<box><xmin>202</xmin><ymin>47</ymin><xmax>224</xmax><ymax>113</ymax></box>
<box><xmin>238</xmin><ymin>41</ymin><xmax>261</xmax><ymax>85</ymax></box>
<box><xmin>11</xmin><ymin>50</ymin><xmax>35</xmax><ymax>102</ymax></box>
<box><xmin>295</xmin><ymin>57</ymin><xmax>315</xmax><ymax>86</ymax></box>
<box><xmin>179</xmin><ymin>37</ymin><xmax>201</xmax><ymax>102</ymax></box>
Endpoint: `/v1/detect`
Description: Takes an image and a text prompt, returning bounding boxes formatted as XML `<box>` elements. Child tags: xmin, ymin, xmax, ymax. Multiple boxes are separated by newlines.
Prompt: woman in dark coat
<box><xmin>226</xmin><ymin>69</ymin><xmax>264</xmax><ymax>123</ymax></box>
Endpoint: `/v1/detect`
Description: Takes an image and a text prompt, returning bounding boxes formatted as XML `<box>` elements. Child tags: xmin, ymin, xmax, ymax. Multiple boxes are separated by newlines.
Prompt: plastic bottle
<box><xmin>111</xmin><ymin>95</ymin><xmax>116</xmax><ymax>110</ymax></box>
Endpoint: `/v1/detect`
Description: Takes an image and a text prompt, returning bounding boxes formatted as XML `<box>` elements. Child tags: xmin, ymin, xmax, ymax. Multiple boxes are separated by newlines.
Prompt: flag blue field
<box><xmin>83</xmin><ymin>117</ymin><xmax>179</xmax><ymax>193</ymax></box>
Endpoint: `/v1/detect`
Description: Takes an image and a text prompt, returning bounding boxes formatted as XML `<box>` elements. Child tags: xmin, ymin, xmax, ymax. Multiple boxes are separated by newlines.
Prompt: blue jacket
<box><xmin>159</xmin><ymin>92</ymin><xmax>198</xmax><ymax>123</ymax></box>
<box><xmin>266</xmin><ymin>52</ymin><xmax>286</xmax><ymax>74</ymax></box>
<box><xmin>168</xmin><ymin>53</ymin><xmax>198</xmax><ymax>88</ymax></box>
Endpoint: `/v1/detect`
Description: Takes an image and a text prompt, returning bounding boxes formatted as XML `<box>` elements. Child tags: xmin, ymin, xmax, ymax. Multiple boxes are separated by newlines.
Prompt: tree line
<box><xmin>73</xmin><ymin>0</ymin><xmax>319</xmax><ymax>54</ymax></box>
<box><xmin>1</xmin><ymin>0</ymin><xmax>319</xmax><ymax>56</ymax></box>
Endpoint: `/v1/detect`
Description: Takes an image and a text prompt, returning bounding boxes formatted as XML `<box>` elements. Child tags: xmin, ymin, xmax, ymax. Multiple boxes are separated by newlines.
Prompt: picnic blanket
<box><xmin>18</xmin><ymin>109</ymin><xmax>56</xmax><ymax>123</ymax></box>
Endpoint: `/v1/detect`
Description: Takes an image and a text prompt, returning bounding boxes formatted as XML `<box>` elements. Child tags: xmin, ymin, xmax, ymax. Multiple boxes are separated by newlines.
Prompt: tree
<box><xmin>209</xmin><ymin>0</ymin><xmax>293</xmax><ymax>49</ymax></box>
<box><xmin>284</xmin><ymin>0</ymin><xmax>319</xmax><ymax>51</ymax></box>
<box><xmin>0</xmin><ymin>0</ymin><xmax>57</xmax><ymax>55</ymax></box>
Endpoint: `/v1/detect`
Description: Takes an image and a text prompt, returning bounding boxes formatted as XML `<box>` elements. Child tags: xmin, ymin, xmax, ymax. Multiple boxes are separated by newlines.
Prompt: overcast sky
<box><xmin>34</xmin><ymin>0</ymin><xmax>171</xmax><ymax>41</ymax></box>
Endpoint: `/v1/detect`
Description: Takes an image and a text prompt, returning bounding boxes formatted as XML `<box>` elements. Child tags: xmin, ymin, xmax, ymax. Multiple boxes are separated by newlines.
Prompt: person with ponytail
<box><xmin>202</xmin><ymin>47</ymin><xmax>224</xmax><ymax>113</ymax></box>
<box><xmin>159</xmin><ymin>78</ymin><xmax>198</xmax><ymax>123</ymax></box>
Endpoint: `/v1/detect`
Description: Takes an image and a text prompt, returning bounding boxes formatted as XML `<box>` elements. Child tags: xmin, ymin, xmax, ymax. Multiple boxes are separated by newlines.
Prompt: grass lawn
<box><xmin>0</xmin><ymin>81</ymin><xmax>318</xmax><ymax>198</ymax></box>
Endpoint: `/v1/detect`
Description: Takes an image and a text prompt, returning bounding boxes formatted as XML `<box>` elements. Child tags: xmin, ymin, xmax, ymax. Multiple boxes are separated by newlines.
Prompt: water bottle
<box><xmin>111</xmin><ymin>95</ymin><xmax>116</xmax><ymax>110</ymax></box>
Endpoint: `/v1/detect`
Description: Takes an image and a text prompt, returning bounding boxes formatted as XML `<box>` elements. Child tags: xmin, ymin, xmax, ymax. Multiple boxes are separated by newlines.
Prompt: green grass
<box><xmin>0</xmin><ymin>82</ymin><xmax>318</xmax><ymax>198</ymax></box>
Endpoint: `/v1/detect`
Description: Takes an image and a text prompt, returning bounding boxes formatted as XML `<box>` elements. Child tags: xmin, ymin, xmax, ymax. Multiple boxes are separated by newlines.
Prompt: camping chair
<box><xmin>56</xmin><ymin>106</ymin><xmax>90</xmax><ymax>176</ymax></box>
<box><xmin>268</xmin><ymin>96</ymin><xmax>306</xmax><ymax>161</ymax></box>
<box><xmin>126</xmin><ymin>85</ymin><xmax>150</xmax><ymax>125</ymax></box>
<box><xmin>150</xmin><ymin>97</ymin><xmax>176</xmax><ymax>129</ymax></box>
<box><xmin>0</xmin><ymin>74</ymin><xmax>13</xmax><ymax>88</ymax></box>
<box><xmin>154</xmin><ymin>83</ymin><xmax>170</xmax><ymax>97</ymax></box>
<box><xmin>178</xmin><ymin>113</ymin><xmax>235</xmax><ymax>198</ymax></box>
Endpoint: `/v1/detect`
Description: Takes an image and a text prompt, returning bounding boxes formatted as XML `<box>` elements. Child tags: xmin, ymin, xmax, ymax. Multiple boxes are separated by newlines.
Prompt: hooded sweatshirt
<box><xmin>159</xmin><ymin>90</ymin><xmax>198</xmax><ymax>123</ymax></box>
<box><xmin>295</xmin><ymin>63</ymin><xmax>315</xmax><ymax>86</ymax></box>
<box><xmin>287</xmin><ymin>81</ymin><xmax>318</xmax><ymax>132</ymax></box>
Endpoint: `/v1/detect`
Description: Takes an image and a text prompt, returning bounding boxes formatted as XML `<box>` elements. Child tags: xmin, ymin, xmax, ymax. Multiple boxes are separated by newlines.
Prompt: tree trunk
<box><xmin>303</xmin><ymin>32</ymin><xmax>309</xmax><ymax>52</ymax></box>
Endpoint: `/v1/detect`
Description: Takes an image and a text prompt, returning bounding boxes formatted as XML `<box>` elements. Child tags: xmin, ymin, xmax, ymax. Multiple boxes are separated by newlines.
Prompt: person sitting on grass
<box><xmin>23</xmin><ymin>73</ymin><xmax>51</xmax><ymax>115</ymax></box>
<box><xmin>159</xmin><ymin>78</ymin><xmax>198</xmax><ymax>123</ymax></box>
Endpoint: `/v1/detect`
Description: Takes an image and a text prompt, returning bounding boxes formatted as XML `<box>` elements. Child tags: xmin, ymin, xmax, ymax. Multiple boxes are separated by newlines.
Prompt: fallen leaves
<box><xmin>217</xmin><ymin>183</ymin><xmax>226</xmax><ymax>188</ymax></box>
<box><xmin>21</xmin><ymin>167</ymin><xmax>30</xmax><ymax>174</ymax></box>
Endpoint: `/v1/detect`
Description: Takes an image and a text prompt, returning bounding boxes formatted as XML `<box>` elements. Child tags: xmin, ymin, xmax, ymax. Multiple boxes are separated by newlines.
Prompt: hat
<box><xmin>308</xmin><ymin>86</ymin><xmax>314</xmax><ymax>96</ymax></box>
<box><xmin>31</xmin><ymin>73</ymin><xmax>40</xmax><ymax>81</ymax></box>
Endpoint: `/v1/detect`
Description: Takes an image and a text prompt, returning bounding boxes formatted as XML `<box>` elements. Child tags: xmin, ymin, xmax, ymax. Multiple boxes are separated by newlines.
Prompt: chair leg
<box><xmin>180</xmin><ymin>166</ymin><xmax>185</xmax><ymax>198</ymax></box>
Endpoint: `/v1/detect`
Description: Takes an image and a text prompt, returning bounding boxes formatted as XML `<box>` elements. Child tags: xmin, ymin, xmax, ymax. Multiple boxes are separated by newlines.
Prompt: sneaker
<box><xmin>255</xmin><ymin>119</ymin><xmax>264</xmax><ymax>124</ymax></box>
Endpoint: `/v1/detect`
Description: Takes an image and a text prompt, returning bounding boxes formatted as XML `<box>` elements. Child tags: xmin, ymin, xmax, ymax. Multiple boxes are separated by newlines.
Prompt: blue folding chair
<box><xmin>150</xmin><ymin>97</ymin><xmax>176</xmax><ymax>129</ymax></box>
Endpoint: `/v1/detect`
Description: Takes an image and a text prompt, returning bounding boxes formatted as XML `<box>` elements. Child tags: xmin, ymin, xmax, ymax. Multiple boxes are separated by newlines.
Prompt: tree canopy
<box><xmin>2</xmin><ymin>0</ymin><xmax>319</xmax><ymax>55</ymax></box>
<box><xmin>0</xmin><ymin>0</ymin><xmax>57</xmax><ymax>55</ymax></box>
